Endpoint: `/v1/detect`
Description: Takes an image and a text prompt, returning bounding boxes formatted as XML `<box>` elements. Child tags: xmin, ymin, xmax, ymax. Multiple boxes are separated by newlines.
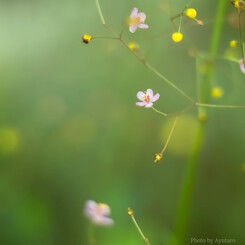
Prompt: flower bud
<box><xmin>82</xmin><ymin>34</ymin><xmax>92</xmax><ymax>44</ymax></box>
<box><xmin>154</xmin><ymin>153</ymin><xmax>162</xmax><ymax>163</ymax></box>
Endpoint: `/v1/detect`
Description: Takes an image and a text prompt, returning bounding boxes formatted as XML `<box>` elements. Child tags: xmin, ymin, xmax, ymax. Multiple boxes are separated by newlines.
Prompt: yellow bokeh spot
<box><xmin>230</xmin><ymin>40</ymin><xmax>237</xmax><ymax>48</ymax></box>
<box><xmin>211</xmin><ymin>87</ymin><xmax>223</xmax><ymax>99</ymax></box>
<box><xmin>186</xmin><ymin>8</ymin><xmax>197</xmax><ymax>19</ymax></box>
<box><xmin>172</xmin><ymin>32</ymin><xmax>183</xmax><ymax>43</ymax></box>
<box><xmin>161</xmin><ymin>116</ymin><xmax>198</xmax><ymax>156</ymax></box>
<box><xmin>128</xmin><ymin>42</ymin><xmax>138</xmax><ymax>52</ymax></box>
<box><xmin>0</xmin><ymin>127</ymin><xmax>20</xmax><ymax>155</ymax></box>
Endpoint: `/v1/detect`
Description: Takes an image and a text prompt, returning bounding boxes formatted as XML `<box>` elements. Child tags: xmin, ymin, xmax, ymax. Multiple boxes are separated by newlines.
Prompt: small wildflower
<box><xmin>239</xmin><ymin>58</ymin><xmax>245</xmax><ymax>73</ymax></box>
<box><xmin>185</xmin><ymin>8</ymin><xmax>197</xmax><ymax>19</ymax></box>
<box><xmin>128</xmin><ymin>42</ymin><xmax>138</xmax><ymax>52</ymax></box>
<box><xmin>82</xmin><ymin>34</ymin><xmax>92</xmax><ymax>44</ymax></box>
<box><xmin>172</xmin><ymin>32</ymin><xmax>183</xmax><ymax>43</ymax></box>
<box><xmin>230</xmin><ymin>40</ymin><xmax>238</xmax><ymax>48</ymax></box>
<box><xmin>197</xmin><ymin>20</ymin><xmax>203</xmax><ymax>26</ymax></box>
<box><xmin>84</xmin><ymin>200</ymin><xmax>114</xmax><ymax>226</ymax></box>
<box><xmin>154</xmin><ymin>153</ymin><xmax>162</xmax><ymax>163</ymax></box>
<box><xmin>128</xmin><ymin>208</ymin><xmax>134</xmax><ymax>216</ymax></box>
<box><xmin>129</xmin><ymin>8</ymin><xmax>149</xmax><ymax>33</ymax></box>
<box><xmin>211</xmin><ymin>87</ymin><xmax>224</xmax><ymax>99</ymax></box>
<box><xmin>136</xmin><ymin>89</ymin><xmax>160</xmax><ymax>108</ymax></box>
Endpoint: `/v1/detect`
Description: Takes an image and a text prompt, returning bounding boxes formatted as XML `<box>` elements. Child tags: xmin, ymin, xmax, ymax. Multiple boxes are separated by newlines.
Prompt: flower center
<box><xmin>130</xmin><ymin>17</ymin><xmax>143</xmax><ymax>25</ymax></box>
<box><xmin>143</xmin><ymin>94</ymin><xmax>150</xmax><ymax>103</ymax></box>
<box><xmin>96</xmin><ymin>203</ymin><xmax>108</xmax><ymax>215</ymax></box>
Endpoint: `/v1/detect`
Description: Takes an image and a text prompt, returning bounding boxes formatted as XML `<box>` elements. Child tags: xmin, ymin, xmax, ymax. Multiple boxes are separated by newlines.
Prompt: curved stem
<box><xmin>160</xmin><ymin>116</ymin><xmax>178</xmax><ymax>155</ymax></box>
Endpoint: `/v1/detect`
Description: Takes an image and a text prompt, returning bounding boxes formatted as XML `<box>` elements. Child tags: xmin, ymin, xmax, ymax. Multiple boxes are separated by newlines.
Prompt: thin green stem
<box><xmin>196</xmin><ymin>103</ymin><xmax>245</xmax><ymax>109</ymax></box>
<box><xmin>145</xmin><ymin>62</ymin><xmax>196</xmax><ymax>103</ymax></box>
<box><xmin>130</xmin><ymin>215</ymin><xmax>150</xmax><ymax>245</ymax></box>
<box><xmin>92</xmin><ymin>36</ymin><xmax>119</xmax><ymax>40</ymax></box>
<box><xmin>160</xmin><ymin>116</ymin><xmax>178</xmax><ymax>154</ymax></box>
<box><xmin>238</xmin><ymin>11</ymin><xmax>245</xmax><ymax>67</ymax></box>
<box><xmin>152</xmin><ymin>105</ymin><xmax>196</xmax><ymax>117</ymax></box>
<box><xmin>178</xmin><ymin>15</ymin><xmax>183</xmax><ymax>33</ymax></box>
<box><xmin>152</xmin><ymin>107</ymin><xmax>168</xmax><ymax>117</ymax></box>
<box><xmin>95</xmin><ymin>0</ymin><xmax>105</xmax><ymax>25</ymax></box>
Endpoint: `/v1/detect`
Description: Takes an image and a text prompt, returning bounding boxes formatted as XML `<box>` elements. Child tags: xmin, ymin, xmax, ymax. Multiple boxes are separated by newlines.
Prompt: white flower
<box><xmin>84</xmin><ymin>200</ymin><xmax>114</xmax><ymax>226</ymax></box>
<box><xmin>136</xmin><ymin>89</ymin><xmax>160</xmax><ymax>108</ymax></box>
<box><xmin>239</xmin><ymin>58</ymin><xmax>245</xmax><ymax>74</ymax></box>
<box><xmin>129</xmin><ymin>8</ymin><xmax>149</xmax><ymax>33</ymax></box>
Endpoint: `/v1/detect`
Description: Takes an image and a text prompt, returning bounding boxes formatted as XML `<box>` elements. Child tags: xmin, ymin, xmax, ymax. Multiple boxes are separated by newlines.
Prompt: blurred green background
<box><xmin>0</xmin><ymin>0</ymin><xmax>245</xmax><ymax>244</ymax></box>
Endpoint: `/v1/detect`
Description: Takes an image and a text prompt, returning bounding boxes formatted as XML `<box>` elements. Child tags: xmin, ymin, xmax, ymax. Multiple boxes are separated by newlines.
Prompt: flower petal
<box><xmin>240</xmin><ymin>59</ymin><xmax>245</xmax><ymax>74</ymax></box>
<box><xmin>93</xmin><ymin>216</ymin><xmax>114</xmax><ymax>226</ymax></box>
<box><xmin>84</xmin><ymin>200</ymin><xmax>97</xmax><ymax>218</ymax></box>
<box><xmin>129</xmin><ymin>24</ymin><xmax>138</xmax><ymax>33</ymax></box>
<box><xmin>98</xmin><ymin>204</ymin><xmax>111</xmax><ymax>216</ymax></box>
<box><xmin>152</xmin><ymin>93</ymin><xmax>160</xmax><ymax>102</ymax></box>
<box><xmin>136</xmin><ymin>102</ymin><xmax>146</xmax><ymax>107</ymax></box>
<box><xmin>145</xmin><ymin>102</ymin><xmax>153</xmax><ymax>108</ymax></box>
<box><xmin>130</xmin><ymin>8</ymin><xmax>138</xmax><ymax>19</ymax></box>
<box><xmin>137</xmin><ymin>91</ymin><xmax>145</xmax><ymax>101</ymax></box>
<box><xmin>146</xmin><ymin>89</ymin><xmax>153</xmax><ymax>98</ymax></box>
<box><xmin>138</xmin><ymin>24</ymin><xmax>149</xmax><ymax>30</ymax></box>
<box><xmin>138</xmin><ymin>12</ymin><xmax>146</xmax><ymax>22</ymax></box>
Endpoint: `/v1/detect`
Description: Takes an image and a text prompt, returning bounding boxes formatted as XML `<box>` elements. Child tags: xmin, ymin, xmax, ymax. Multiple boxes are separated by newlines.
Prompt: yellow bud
<box><xmin>186</xmin><ymin>8</ymin><xmax>197</xmax><ymax>19</ymax></box>
<box><xmin>230</xmin><ymin>40</ymin><xmax>237</xmax><ymax>48</ymax></box>
<box><xmin>82</xmin><ymin>34</ymin><xmax>92</xmax><ymax>44</ymax></box>
<box><xmin>128</xmin><ymin>42</ymin><xmax>138</xmax><ymax>52</ymax></box>
<box><xmin>172</xmin><ymin>32</ymin><xmax>183</xmax><ymax>43</ymax></box>
<box><xmin>211</xmin><ymin>87</ymin><xmax>223</xmax><ymax>99</ymax></box>
<box><xmin>128</xmin><ymin>208</ymin><xmax>134</xmax><ymax>216</ymax></box>
<box><xmin>154</xmin><ymin>153</ymin><xmax>162</xmax><ymax>163</ymax></box>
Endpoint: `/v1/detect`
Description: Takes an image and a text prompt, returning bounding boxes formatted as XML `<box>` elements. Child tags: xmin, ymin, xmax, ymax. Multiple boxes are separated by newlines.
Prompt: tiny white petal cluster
<box><xmin>129</xmin><ymin>8</ymin><xmax>149</xmax><ymax>33</ymax></box>
<box><xmin>136</xmin><ymin>89</ymin><xmax>160</xmax><ymax>108</ymax></box>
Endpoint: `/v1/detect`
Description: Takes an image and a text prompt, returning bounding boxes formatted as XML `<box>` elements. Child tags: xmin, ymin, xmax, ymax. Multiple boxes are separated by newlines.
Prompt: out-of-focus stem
<box><xmin>238</xmin><ymin>12</ymin><xmax>245</xmax><ymax>67</ymax></box>
<box><xmin>171</xmin><ymin>1</ymin><xmax>228</xmax><ymax>245</ymax></box>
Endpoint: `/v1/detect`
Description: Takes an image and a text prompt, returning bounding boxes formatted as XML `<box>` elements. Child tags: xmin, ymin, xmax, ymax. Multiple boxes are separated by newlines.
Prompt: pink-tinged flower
<box><xmin>239</xmin><ymin>58</ymin><xmax>245</xmax><ymax>74</ymax></box>
<box><xmin>129</xmin><ymin>8</ymin><xmax>149</xmax><ymax>33</ymax></box>
<box><xmin>136</xmin><ymin>89</ymin><xmax>160</xmax><ymax>108</ymax></box>
<box><xmin>84</xmin><ymin>200</ymin><xmax>114</xmax><ymax>226</ymax></box>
